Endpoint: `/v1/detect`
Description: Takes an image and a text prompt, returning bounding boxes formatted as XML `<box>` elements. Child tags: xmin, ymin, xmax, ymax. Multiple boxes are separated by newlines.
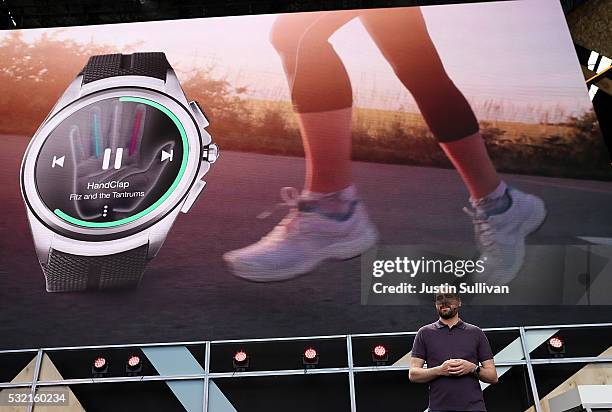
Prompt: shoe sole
<box><xmin>489</xmin><ymin>195</ymin><xmax>547</xmax><ymax>285</ymax></box>
<box><xmin>522</xmin><ymin>195</ymin><xmax>547</xmax><ymax>236</ymax></box>
<box><xmin>226</xmin><ymin>226</ymin><xmax>379</xmax><ymax>283</ymax></box>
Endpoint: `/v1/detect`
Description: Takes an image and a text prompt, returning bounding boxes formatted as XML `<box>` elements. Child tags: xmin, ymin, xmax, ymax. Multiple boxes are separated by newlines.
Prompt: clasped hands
<box><xmin>436</xmin><ymin>359</ymin><xmax>477</xmax><ymax>377</ymax></box>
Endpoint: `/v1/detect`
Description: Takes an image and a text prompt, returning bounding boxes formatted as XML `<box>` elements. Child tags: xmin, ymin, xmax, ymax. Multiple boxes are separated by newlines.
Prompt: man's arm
<box><xmin>408</xmin><ymin>356</ymin><xmax>453</xmax><ymax>383</ymax></box>
<box><xmin>476</xmin><ymin>329</ymin><xmax>497</xmax><ymax>384</ymax></box>
<box><xmin>477</xmin><ymin>359</ymin><xmax>498</xmax><ymax>384</ymax></box>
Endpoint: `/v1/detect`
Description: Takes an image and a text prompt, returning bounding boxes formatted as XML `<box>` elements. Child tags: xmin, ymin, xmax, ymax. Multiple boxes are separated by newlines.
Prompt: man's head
<box><xmin>434</xmin><ymin>292</ymin><xmax>461</xmax><ymax>319</ymax></box>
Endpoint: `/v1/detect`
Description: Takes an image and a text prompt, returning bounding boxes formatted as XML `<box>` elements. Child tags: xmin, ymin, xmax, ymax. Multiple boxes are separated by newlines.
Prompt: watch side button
<box><xmin>189</xmin><ymin>100</ymin><xmax>210</xmax><ymax>128</ymax></box>
<box><xmin>204</xmin><ymin>143</ymin><xmax>219</xmax><ymax>164</ymax></box>
<box><xmin>181</xmin><ymin>180</ymin><xmax>207</xmax><ymax>213</ymax></box>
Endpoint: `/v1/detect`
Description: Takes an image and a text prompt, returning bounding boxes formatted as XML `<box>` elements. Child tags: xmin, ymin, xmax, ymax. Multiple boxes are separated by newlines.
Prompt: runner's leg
<box><xmin>360</xmin><ymin>8</ymin><xmax>500</xmax><ymax>198</ymax></box>
<box><xmin>271</xmin><ymin>11</ymin><xmax>359</xmax><ymax>193</ymax></box>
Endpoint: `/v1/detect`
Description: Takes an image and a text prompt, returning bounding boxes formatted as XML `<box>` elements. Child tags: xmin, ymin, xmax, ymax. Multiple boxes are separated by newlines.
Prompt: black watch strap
<box><xmin>42</xmin><ymin>244</ymin><xmax>150</xmax><ymax>292</ymax></box>
<box><xmin>80</xmin><ymin>52</ymin><xmax>171</xmax><ymax>84</ymax></box>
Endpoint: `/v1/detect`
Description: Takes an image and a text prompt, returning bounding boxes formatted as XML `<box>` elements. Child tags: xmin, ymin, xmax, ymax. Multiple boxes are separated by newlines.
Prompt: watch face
<box><xmin>34</xmin><ymin>96</ymin><xmax>188</xmax><ymax>228</ymax></box>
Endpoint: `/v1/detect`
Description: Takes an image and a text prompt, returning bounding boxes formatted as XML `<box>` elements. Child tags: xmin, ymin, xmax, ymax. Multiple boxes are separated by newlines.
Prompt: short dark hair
<box><xmin>434</xmin><ymin>292</ymin><xmax>461</xmax><ymax>302</ymax></box>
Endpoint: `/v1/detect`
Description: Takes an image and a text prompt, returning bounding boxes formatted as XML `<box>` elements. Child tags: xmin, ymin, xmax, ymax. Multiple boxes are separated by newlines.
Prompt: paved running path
<box><xmin>1</xmin><ymin>134</ymin><xmax>611</xmax><ymax>349</ymax></box>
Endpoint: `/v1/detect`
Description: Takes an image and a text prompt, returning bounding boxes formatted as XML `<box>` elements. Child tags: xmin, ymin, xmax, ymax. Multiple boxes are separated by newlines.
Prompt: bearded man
<box><xmin>409</xmin><ymin>292</ymin><xmax>498</xmax><ymax>412</ymax></box>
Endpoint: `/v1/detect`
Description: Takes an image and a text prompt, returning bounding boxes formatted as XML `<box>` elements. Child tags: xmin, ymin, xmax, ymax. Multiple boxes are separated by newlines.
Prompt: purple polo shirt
<box><xmin>411</xmin><ymin>319</ymin><xmax>493</xmax><ymax>411</ymax></box>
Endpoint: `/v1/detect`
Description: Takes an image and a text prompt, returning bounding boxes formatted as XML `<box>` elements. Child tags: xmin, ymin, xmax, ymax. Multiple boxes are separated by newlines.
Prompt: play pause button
<box><xmin>161</xmin><ymin>149</ymin><xmax>173</xmax><ymax>162</ymax></box>
<box><xmin>52</xmin><ymin>155</ymin><xmax>65</xmax><ymax>168</ymax></box>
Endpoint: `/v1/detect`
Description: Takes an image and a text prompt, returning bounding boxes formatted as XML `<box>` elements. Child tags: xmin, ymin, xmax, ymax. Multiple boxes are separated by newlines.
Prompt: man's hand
<box><xmin>446</xmin><ymin>359</ymin><xmax>477</xmax><ymax>376</ymax></box>
<box><xmin>435</xmin><ymin>359</ymin><xmax>460</xmax><ymax>376</ymax></box>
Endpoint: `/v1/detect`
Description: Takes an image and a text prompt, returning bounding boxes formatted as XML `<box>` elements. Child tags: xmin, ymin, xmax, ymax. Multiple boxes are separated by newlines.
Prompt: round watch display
<box><xmin>34</xmin><ymin>96</ymin><xmax>188</xmax><ymax>228</ymax></box>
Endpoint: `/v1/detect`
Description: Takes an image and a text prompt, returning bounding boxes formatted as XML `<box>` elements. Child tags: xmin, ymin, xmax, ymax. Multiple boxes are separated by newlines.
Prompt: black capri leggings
<box><xmin>269</xmin><ymin>8</ymin><xmax>479</xmax><ymax>142</ymax></box>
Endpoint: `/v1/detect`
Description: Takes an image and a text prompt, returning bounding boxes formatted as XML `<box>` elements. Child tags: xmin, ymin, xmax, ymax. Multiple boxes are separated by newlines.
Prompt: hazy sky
<box><xmin>8</xmin><ymin>0</ymin><xmax>592</xmax><ymax>122</ymax></box>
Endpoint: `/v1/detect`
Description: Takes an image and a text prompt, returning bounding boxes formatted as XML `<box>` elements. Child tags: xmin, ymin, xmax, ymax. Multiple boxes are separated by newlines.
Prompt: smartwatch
<box><xmin>20</xmin><ymin>52</ymin><xmax>218</xmax><ymax>292</ymax></box>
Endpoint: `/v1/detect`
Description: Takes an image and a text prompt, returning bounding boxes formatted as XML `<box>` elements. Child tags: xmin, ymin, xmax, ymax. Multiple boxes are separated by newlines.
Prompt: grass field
<box><xmin>2</xmin><ymin>96</ymin><xmax>577</xmax><ymax>147</ymax></box>
<box><xmin>245</xmin><ymin>98</ymin><xmax>575</xmax><ymax>141</ymax></box>
<box><xmin>210</xmin><ymin>98</ymin><xmax>610</xmax><ymax>180</ymax></box>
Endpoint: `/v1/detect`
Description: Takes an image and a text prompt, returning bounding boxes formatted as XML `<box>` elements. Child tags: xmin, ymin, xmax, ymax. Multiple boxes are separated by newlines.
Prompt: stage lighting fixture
<box><xmin>126</xmin><ymin>355</ymin><xmax>143</xmax><ymax>375</ymax></box>
<box><xmin>233</xmin><ymin>350</ymin><xmax>249</xmax><ymax>371</ymax></box>
<box><xmin>372</xmin><ymin>344</ymin><xmax>389</xmax><ymax>365</ymax></box>
<box><xmin>547</xmin><ymin>336</ymin><xmax>566</xmax><ymax>357</ymax></box>
<box><xmin>92</xmin><ymin>356</ymin><xmax>109</xmax><ymax>377</ymax></box>
<box><xmin>302</xmin><ymin>347</ymin><xmax>319</xmax><ymax>369</ymax></box>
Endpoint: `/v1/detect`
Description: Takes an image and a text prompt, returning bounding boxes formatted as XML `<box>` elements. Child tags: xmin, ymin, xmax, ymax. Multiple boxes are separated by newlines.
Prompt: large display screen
<box><xmin>0</xmin><ymin>0</ymin><xmax>611</xmax><ymax>352</ymax></box>
<box><xmin>35</xmin><ymin>97</ymin><xmax>186</xmax><ymax>227</ymax></box>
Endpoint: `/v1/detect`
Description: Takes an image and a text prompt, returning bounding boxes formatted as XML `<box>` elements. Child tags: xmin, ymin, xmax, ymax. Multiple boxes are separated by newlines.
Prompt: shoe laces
<box><xmin>463</xmin><ymin>206</ymin><xmax>498</xmax><ymax>257</ymax></box>
<box><xmin>257</xmin><ymin>187</ymin><xmax>300</xmax><ymax>220</ymax></box>
<box><xmin>258</xmin><ymin>187</ymin><xmax>314</xmax><ymax>240</ymax></box>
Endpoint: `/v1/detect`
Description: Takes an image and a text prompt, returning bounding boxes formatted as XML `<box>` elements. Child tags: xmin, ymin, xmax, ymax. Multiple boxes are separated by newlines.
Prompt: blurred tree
<box><xmin>0</xmin><ymin>32</ymin><xmax>124</xmax><ymax>135</ymax></box>
<box><xmin>182</xmin><ymin>67</ymin><xmax>253</xmax><ymax>143</ymax></box>
<box><xmin>567</xmin><ymin>109</ymin><xmax>610</xmax><ymax>167</ymax></box>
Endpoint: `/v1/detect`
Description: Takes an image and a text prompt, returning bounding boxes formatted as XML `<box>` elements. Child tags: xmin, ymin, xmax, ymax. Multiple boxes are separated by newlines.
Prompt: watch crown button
<box><xmin>204</xmin><ymin>144</ymin><xmax>219</xmax><ymax>164</ymax></box>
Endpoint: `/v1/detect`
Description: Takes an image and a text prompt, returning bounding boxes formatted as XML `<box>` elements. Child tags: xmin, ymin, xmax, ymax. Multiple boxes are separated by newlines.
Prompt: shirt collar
<box><xmin>436</xmin><ymin>319</ymin><xmax>465</xmax><ymax>329</ymax></box>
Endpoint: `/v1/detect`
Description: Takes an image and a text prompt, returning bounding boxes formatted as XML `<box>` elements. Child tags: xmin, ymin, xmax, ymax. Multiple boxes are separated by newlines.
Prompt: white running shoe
<box><xmin>224</xmin><ymin>187</ymin><xmax>379</xmax><ymax>282</ymax></box>
<box><xmin>463</xmin><ymin>188</ymin><xmax>547</xmax><ymax>285</ymax></box>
